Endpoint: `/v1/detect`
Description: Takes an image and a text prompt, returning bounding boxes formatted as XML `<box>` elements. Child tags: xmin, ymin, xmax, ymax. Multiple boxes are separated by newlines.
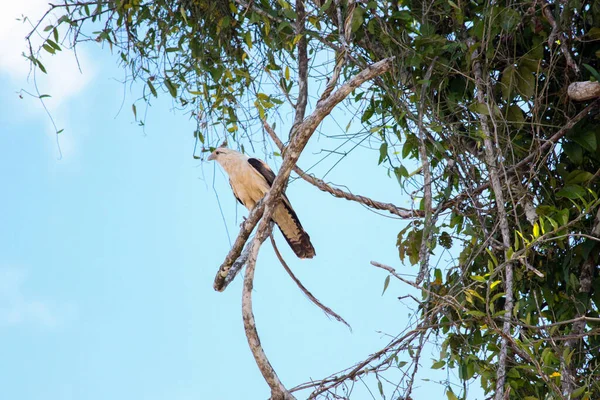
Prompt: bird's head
<box><xmin>208</xmin><ymin>147</ymin><xmax>236</xmax><ymax>161</ymax></box>
<box><xmin>207</xmin><ymin>148</ymin><xmax>247</xmax><ymax>173</ymax></box>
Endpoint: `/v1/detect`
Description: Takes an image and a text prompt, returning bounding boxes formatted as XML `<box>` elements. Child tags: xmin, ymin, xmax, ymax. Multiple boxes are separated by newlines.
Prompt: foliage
<box><xmin>27</xmin><ymin>0</ymin><xmax>600</xmax><ymax>398</ymax></box>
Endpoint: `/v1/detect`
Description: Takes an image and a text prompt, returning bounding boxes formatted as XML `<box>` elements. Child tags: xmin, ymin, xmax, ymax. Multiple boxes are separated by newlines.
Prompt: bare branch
<box><xmin>262</xmin><ymin>119</ymin><xmax>421</xmax><ymax>219</ymax></box>
<box><xmin>243</xmin><ymin>223</ymin><xmax>296</xmax><ymax>400</ymax></box>
<box><xmin>213</xmin><ymin>199</ymin><xmax>265</xmax><ymax>291</ymax></box>
<box><xmin>270</xmin><ymin>234</ymin><xmax>351</xmax><ymax>330</ymax></box>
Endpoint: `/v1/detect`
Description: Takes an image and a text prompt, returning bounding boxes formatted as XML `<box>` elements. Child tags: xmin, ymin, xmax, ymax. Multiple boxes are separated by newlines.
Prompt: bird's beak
<box><xmin>207</xmin><ymin>152</ymin><xmax>216</xmax><ymax>161</ymax></box>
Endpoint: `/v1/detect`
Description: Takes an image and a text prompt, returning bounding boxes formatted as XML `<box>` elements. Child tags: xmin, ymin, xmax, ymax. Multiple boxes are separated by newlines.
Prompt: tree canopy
<box><xmin>27</xmin><ymin>0</ymin><xmax>600</xmax><ymax>399</ymax></box>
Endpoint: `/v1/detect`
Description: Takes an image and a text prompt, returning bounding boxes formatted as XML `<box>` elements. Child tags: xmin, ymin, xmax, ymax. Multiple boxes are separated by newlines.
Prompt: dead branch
<box><xmin>270</xmin><ymin>234</ymin><xmax>351</xmax><ymax>330</ymax></box>
<box><xmin>213</xmin><ymin>199</ymin><xmax>265</xmax><ymax>291</ymax></box>
<box><xmin>293</xmin><ymin>0</ymin><xmax>308</xmax><ymax>128</ymax></box>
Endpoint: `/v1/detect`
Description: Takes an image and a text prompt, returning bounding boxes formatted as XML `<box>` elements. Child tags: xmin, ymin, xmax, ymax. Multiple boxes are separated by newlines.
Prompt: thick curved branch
<box><xmin>213</xmin><ymin>199</ymin><xmax>265</xmax><ymax>291</ymax></box>
<box><xmin>242</xmin><ymin>224</ymin><xmax>295</xmax><ymax>400</ymax></box>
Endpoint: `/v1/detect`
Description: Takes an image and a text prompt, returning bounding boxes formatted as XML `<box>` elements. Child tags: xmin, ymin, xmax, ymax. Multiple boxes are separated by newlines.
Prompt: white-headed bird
<box><xmin>208</xmin><ymin>148</ymin><xmax>316</xmax><ymax>259</ymax></box>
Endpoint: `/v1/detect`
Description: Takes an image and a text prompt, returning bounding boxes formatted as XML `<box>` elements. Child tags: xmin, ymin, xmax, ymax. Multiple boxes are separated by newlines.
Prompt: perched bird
<box><xmin>208</xmin><ymin>147</ymin><xmax>316</xmax><ymax>258</ymax></box>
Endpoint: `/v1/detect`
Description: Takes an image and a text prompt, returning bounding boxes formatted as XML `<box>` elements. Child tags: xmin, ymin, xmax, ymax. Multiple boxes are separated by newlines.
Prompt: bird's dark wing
<box><xmin>248</xmin><ymin>158</ymin><xmax>276</xmax><ymax>186</ymax></box>
<box><xmin>247</xmin><ymin>157</ymin><xmax>315</xmax><ymax>258</ymax></box>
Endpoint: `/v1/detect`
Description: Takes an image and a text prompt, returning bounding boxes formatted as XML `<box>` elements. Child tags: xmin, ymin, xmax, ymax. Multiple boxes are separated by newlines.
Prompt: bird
<box><xmin>208</xmin><ymin>147</ymin><xmax>316</xmax><ymax>259</ymax></box>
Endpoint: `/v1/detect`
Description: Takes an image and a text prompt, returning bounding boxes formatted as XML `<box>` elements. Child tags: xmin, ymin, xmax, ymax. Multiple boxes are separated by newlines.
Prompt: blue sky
<box><xmin>0</xmin><ymin>3</ymin><xmax>484</xmax><ymax>399</ymax></box>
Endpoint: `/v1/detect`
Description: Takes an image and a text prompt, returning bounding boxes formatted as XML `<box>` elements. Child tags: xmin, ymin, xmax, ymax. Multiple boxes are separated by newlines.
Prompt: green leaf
<box><xmin>42</xmin><ymin>44</ymin><xmax>55</xmax><ymax>54</ymax></box>
<box><xmin>446</xmin><ymin>389</ymin><xmax>458</xmax><ymax>400</ymax></box>
<box><xmin>165</xmin><ymin>78</ymin><xmax>177</xmax><ymax>98</ymax></box>
<box><xmin>563</xmin><ymin>142</ymin><xmax>583</xmax><ymax>164</ymax></box>
<box><xmin>500</xmin><ymin>8</ymin><xmax>520</xmax><ymax>31</ymax></box>
<box><xmin>46</xmin><ymin>39</ymin><xmax>61</xmax><ymax>51</ymax></box>
<box><xmin>566</xmin><ymin>170</ymin><xmax>594</xmax><ymax>184</ymax></box>
<box><xmin>147</xmin><ymin>80</ymin><xmax>157</xmax><ymax>97</ymax></box>
<box><xmin>432</xmin><ymin>360</ymin><xmax>446</xmax><ymax>369</ymax></box>
<box><xmin>572</xmin><ymin>130</ymin><xmax>597</xmax><ymax>152</ymax></box>
<box><xmin>533</xmin><ymin>223</ymin><xmax>540</xmax><ymax>238</ymax></box>
<box><xmin>378</xmin><ymin>142</ymin><xmax>388</xmax><ymax>164</ymax></box>
<box><xmin>132</xmin><ymin>104</ymin><xmax>137</xmax><ymax>120</ymax></box>
<box><xmin>469</xmin><ymin>102</ymin><xmax>490</xmax><ymax>115</ymax></box>
<box><xmin>571</xmin><ymin>386</ymin><xmax>587</xmax><ymax>398</ymax></box>
<box><xmin>583</xmin><ymin>63</ymin><xmax>600</xmax><ymax>82</ymax></box>
<box><xmin>501</xmin><ymin>66</ymin><xmax>516</xmax><ymax>101</ymax></box>
<box><xmin>381</xmin><ymin>275</ymin><xmax>390</xmax><ymax>295</ymax></box>
<box><xmin>319</xmin><ymin>0</ymin><xmax>332</xmax><ymax>13</ymax></box>
<box><xmin>556</xmin><ymin>184</ymin><xmax>587</xmax><ymax>199</ymax></box>
<box><xmin>517</xmin><ymin>64</ymin><xmax>536</xmax><ymax>98</ymax></box>
<box><xmin>506</xmin><ymin>105</ymin><xmax>524</xmax><ymax>129</ymax></box>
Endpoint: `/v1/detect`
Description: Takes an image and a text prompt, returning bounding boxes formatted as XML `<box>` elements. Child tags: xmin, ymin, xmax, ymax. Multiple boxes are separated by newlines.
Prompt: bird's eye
<box><xmin>215</xmin><ymin>151</ymin><xmax>221</xmax><ymax>155</ymax></box>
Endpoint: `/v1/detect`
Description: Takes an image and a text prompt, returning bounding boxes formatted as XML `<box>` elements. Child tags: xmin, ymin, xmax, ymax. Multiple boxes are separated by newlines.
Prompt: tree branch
<box><xmin>542</xmin><ymin>2</ymin><xmax>580</xmax><ymax>75</ymax></box>
<box><xmin>270</xmin><ymin>234</ymin><xmax>351</xmax><ymax>330</ymax></box>
<box><xmin>293</xmin><ymin>0</ymin><xmax>308</xmax><ymax>128</ymax></box>
<box><xmin>415</xmin><ymin>58</ymin><xmax>437</xmax><ymax>285</ymax></box>
<box><xmin>242</xmin><ymin>223</ymin><xmax>296</xmax><ymax>400</ymax></box>
<box><xmin>215</xmin><ymin>57</ymin><xmax>395</xmax><ymax>397</ymax></box>
<box><xmin>561</xmin><ymin>206</ymin><xmax>600</xmax><ymax>396</ymax></box>
<box><xmin>470</xmin><ymin>39</ymin><xmax>515</xmax><ymax>400</ymax></box>
<box><xmin>262</xmin><ymin>119</ymin><xmax>421</xmax><ymax>219</ymax></box>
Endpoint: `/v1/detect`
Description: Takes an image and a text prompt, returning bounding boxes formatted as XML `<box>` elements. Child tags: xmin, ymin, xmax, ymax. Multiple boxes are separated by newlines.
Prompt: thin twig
<box><xmin>270</xmin><ymin>234</ymin><xmax>351</xmax><ymax>330</ymax></box>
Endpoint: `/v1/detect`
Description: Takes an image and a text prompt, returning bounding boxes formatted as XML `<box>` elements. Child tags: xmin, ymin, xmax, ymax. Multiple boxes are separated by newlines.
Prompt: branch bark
<box><xmin>242</xmin><ymin>223</ymin><xmax>296</xmax><ymax>400</ymax></box>
<box><xmin>415</xmin><ymin>58</ymin><xmax>437</xmax><ymax>285</ymax></box>
<box><xmin>470</xmin><ymin>40</ymin><xmax>515</xmax><ymax>400</ymax></box>
<box><xmin>262</xmin><ymin>119</ymin><xmax>421</xmax><ymax>219</ymax></box>
<box><xmin>561</xmin><ymin>207</ymin><xmax>600</xmax><ymax>396</ymax></box>
<box><xmin>215</xmin><ymin>57</ymin><xmax>395</xmax><ymax>397</ymax></box>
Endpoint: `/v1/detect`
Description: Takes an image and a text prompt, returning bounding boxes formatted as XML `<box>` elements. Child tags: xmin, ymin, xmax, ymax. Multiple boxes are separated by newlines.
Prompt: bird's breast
<box><xmin>228</xmin><ymin>165</ymin><xmax>270</xmax><ymax>210</ymax></box>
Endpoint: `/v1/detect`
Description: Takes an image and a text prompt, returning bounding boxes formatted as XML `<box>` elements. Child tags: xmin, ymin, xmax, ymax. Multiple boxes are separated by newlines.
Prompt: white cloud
<box><xmin>0</xmin><ymin>0</ymin><xmax>95</xmax><ymax>106</ymax></box>
<box><xmin>0</xmin><ymin>266</ymin><xmax>63</xmax><ymax>328</ymax></box>
<box><xmin>0</xmin><ymin>1</ymin><xmax>98</xmax><ymax>159</ymax></box>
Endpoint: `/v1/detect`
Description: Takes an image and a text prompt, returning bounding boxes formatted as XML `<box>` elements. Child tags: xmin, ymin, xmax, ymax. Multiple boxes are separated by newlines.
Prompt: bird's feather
<box><xmin>247</xmin><ymin>158</ymin><xmax>315</xmax><ymax>258</ymax></box>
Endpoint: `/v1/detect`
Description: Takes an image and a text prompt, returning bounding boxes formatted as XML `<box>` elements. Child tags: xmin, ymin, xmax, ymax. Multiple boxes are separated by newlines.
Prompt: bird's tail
<box><xmin>273</xmin><ymin>204</ymin><xmax>316</xmax><ymax>259</ymax></box>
